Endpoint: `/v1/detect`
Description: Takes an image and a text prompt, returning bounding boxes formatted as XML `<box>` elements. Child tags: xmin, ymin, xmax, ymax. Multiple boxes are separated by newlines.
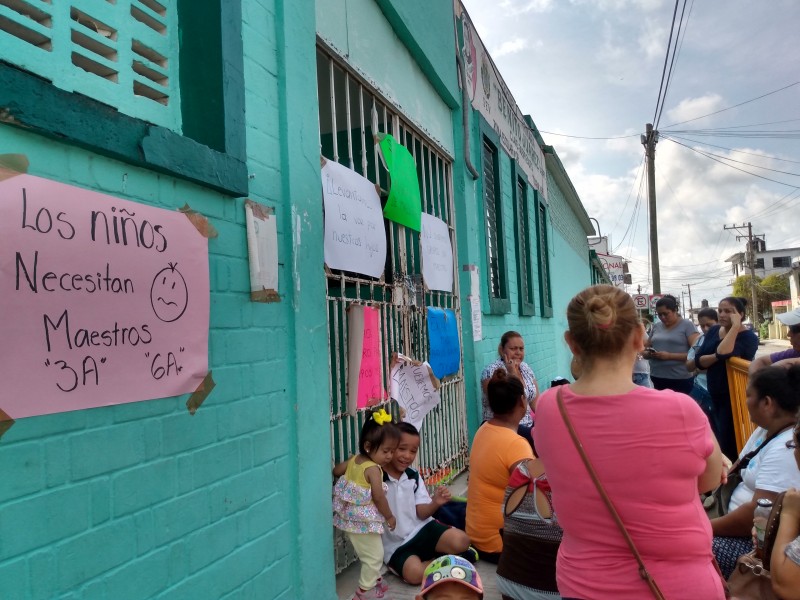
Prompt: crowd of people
<box><xmin>332</xmin><ymin>289</ymin><xmax>800</xmax><ymax>600</ymax></box>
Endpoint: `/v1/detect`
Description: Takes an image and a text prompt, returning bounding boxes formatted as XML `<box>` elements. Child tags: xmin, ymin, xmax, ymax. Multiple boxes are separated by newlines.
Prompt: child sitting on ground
<box><xmin>415</xmin><ymin>555</ymin><xmax>483</xmax><ymax>600</ymax></box>
<box><xmin>382</xmin><ymin>422</ymin><xmax>477</xmax><ymax>585</ymax></box>
<box><xmin>333</xmin><ymin>408</ymin><xmax>400</xmax><ymax>600</ymax></box>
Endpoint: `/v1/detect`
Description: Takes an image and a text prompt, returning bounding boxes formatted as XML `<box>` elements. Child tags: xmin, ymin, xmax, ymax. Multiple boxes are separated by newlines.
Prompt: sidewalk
<box><xmin>335</xmin><ymin>470</ymin><xmax>502</xmax><ymax>600</ymax></box>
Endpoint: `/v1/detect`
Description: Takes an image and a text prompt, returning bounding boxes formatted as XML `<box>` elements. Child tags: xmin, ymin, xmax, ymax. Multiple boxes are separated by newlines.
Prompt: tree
<box><xmin>761</xmin><ymin>273</ymin><xmax>790</xmax><ymax>302</ymax></box>
<box><xmin>732</xmin><ymin>273</ymin><xmax>790</xmax><ymax>320</ymax></box>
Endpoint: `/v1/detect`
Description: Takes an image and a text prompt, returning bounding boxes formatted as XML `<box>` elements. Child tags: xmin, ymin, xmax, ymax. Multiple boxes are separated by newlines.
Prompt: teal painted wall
<box><xmin>0</xmin><ymin>0</ymin><xmax>333</xmax><ymax>598</ymax></box>
<box><xmin>0</xmin><ymin>0</ymin><xmax>596</xmax><ymax>596</ymax></box>
<box><xmin>545</xmin><ymin>168</ymin><xmax>594</xmax><ymax>377</ymax></box>
<box><xmin>454</xmin><ymin>111</ymin><xmax>595</xmax><ymax>438</ymax></box>
<box><xmin>316</xmin><ymin>0</ymin><xmax>455</xmax><ymax>154</ymax></box>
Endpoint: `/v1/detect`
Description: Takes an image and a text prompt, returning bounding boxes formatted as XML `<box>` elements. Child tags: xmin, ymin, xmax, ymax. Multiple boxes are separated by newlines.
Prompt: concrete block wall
<box><xmin>0</xmin><ymin>133</ymin><xmax>292</xmax><ymax>600</ymax></box>
<box><xmin>0</xmin><ymin>0</ymin><xmax>333</xmax><ymax>598</ymax></box>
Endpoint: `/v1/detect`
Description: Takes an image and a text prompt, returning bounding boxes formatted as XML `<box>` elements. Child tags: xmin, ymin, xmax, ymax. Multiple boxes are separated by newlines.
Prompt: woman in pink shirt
<box><xmin>533</xmin><ymin>284</ymin><xmax>726</xmax><ymax>599</ymax></box>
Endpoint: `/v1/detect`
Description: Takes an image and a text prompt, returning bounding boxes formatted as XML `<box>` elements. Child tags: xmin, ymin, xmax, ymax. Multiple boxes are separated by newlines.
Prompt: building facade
<box><xmin>0</xmin><ymin>1</ymin><xmax>598</xmax><ymax>598</ymax></box>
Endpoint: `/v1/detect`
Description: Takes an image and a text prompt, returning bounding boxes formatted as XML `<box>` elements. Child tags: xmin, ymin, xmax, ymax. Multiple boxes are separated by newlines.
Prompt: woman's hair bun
<box><xmin>585</xmin><ymin>295</ymin><xmax>615</xmax><ymax>329</ymax></box>
<box><xmin>490</xmin><ymin>369</ymin><xmax>508</xmax><ymax>383</ymax></box>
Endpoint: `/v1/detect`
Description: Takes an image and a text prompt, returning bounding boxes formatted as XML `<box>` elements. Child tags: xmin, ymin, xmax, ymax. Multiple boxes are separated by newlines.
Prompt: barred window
<box><xmin>482</xmin><ymin>136</ymin><xmax>509</xmax><ymax>313</ymax></box>
<box><xmin>513</xmin><ymin>169</ymin><xmax>535</xmax><ymax>316</ymax></box>
<box><xmin>536</xmin><ymin>196</ymin><xmax>553</xmax><ymax>317</ymax></box>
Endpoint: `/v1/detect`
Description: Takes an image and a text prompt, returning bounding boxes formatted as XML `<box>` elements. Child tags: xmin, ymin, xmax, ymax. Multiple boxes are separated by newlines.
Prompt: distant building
<box><xmin>725</xmin><ymin>239</ymin><xmax>800</xmax><ymax>281</ymax></box>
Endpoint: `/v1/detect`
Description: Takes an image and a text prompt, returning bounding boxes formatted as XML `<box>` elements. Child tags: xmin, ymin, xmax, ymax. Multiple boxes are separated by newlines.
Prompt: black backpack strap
<box><xmin>405</xmin><ymin>468</ymin><xmax>419</xmax><ymax>492</ymax></box>
<box><xmin>383</xmin><ymin>467</ymin><xmax>419</xmax><ymax>492</ymax></box>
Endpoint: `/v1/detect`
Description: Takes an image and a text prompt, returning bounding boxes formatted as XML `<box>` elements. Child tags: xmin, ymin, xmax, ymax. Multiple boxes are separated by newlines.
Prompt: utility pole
<box><xmin>642</xmin><ymin>124</ymin><xmax>660</xmax><ymax>293</ymax></box>
<box><xmin>683</xmin><ymin>283</ymin><xmax>694</xmax><ymax>321</ymax></box>
<box><xmin>724</xmin><ymin>223</ymin><xmax>762</xmax><ymax>330</ymax></box>
<box><xmin>681</xmin><ymin>291</ymin><xmax>687</xmax><ymax>318</ymax></box>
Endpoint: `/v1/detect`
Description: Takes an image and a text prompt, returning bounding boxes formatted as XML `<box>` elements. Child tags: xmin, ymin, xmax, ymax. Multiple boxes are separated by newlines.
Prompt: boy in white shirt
<box><xmin>382</xmin><ymin>422</ymin><xmax>476</xmax><ymax>584</ymax></box>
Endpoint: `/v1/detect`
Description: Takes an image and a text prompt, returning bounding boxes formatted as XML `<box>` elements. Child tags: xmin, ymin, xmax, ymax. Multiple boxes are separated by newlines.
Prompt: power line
<box><xmin>537</xmin><ymin>131</ymin><xmax>639</xmax><ymax>140</ymax></box>
<box><xmin>677</xmin><ymin>117</ymin><xmax>800</xmax><ymax>131</ymax></box>
<box><xmin>664</xmin><ymin>137</ymin><xmax>800</xmax><ymax>188</ymax></box>
<box><xmin>665</xmin><ymin>135</ymin><xmax>800</xmax><ymax>164</ymax></box>
<box><xmin>660</xmin><ymin>81</ymin><xmax>800</xmax><ymax>128</ymax></box>
<box><xmin>655</xmin><ymin>0</ymin><xmax>690</xmax><ymax>129</ymax></box>
<box><xmin>652</xmin><ymin>0</ymin><xmax>682</xmax><ymax>125</ymax></box>
<box><xmin>659</xmin><ymin>138</ymin><xmax>800</xmax><ymax>176</ymax></box>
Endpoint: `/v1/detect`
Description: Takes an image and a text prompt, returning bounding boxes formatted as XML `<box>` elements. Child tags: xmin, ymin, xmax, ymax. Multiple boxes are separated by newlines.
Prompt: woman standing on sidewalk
<box><xmin>694</xmin><ymin>296</ymin><xmax>759</xmax><ymax>460</ymax></box>
<box><xmin>534</xmin><ymin>284</ymin><xmax>726</xmax><ymax>599</ymax></box>
<box><xmin>646</xmin><ymin>295</ymin><xmax>699</xmax><ymax>394</ymax></box>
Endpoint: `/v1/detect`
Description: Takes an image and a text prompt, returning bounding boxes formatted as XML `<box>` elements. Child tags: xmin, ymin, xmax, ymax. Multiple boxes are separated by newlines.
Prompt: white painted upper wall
<box><xmin>316</xmin><ymin>0</ymin><xmax>455</xmax><ymax>155</ymax></box>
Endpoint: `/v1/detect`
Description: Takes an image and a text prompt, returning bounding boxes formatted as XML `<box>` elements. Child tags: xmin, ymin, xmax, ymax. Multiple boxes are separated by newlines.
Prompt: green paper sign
<box><xmin>378</xmin><ymin>134</ymin><xmax>422</xmax><ymax>232</ymax></box>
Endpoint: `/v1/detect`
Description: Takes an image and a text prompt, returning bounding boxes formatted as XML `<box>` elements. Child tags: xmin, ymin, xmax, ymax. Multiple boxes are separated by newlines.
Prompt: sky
<box><xmin>460</xmin><ymin>0</ymin><xmax>800</xmax><ymax>310</ymax></box>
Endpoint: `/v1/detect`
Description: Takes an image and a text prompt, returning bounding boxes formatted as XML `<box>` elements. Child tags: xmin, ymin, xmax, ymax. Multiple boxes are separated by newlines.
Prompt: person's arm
<box><xmin>771</xmin><ymin>489</ymin><xmax>800</xmax><ymax>599</ymax></box>
<box><xmin>711</xmin><ymin>488</ymin><xmax>782</xmax><ymax>537</ymax></box>
<box><xmin>697</xmin><ymin>325</ymin><xmax>735</xmax><ymax>369</ymax></box>
<box><xmin>716</xmin><ymin>312</ymin><xmax>743</xmax><ymax>356</ymax></box>
<box><xmin>333</xmin><ymin>458</ymin><xmax>349</xmax><ymax>477</ymax></box>
<box><xmin>774</xmin><ymin>357</ymin><xmax>800</xmax><ymax>369</ymax></box>
<box><xmin>365</xmin><ymin>465</ymin><xmax>396</xmax><ymax>530</ymax></box>
<box><xmin>749</xmin><ymin>354</ymin><xmax>774</xmax><ymax>374</ymax></box>
<box><xmin>697</xmin><ymin>434</ymin><xmax>725</xmax><ymax>494</ymax></box>
<box><xmin>416</xmin><ymin>485</ymin><xmax>452</xmax><ymax>519</ymax></box>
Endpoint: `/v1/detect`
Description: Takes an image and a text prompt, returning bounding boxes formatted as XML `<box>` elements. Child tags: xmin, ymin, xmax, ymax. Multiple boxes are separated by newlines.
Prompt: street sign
<box><xmin>649</xmin><ymin>294</ymin><xmax>663</xmax><ymax>310</ymax></box>
<box><xmin>632</xmin><ymin>294</ymin><xmax>648</xmax><ymax>309</ymax></box>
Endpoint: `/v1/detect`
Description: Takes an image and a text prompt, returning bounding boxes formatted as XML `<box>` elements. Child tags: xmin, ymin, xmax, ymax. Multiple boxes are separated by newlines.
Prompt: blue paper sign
<box><xmin>427</xmin><ymin>307</ymin><xmax>461</xmax><ymax>379</ymax></box>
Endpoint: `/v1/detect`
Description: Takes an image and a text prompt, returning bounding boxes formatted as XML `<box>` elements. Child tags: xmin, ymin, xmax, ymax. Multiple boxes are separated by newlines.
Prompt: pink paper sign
<box><xmin>357</xmin><ymin>306</ymin><xmax>384</xmax><ymax>409</ymax></box>
<box><xmin>0</xmin><ymin>173</ymin><xmax>210</xmax><ymax>419</ymax></box>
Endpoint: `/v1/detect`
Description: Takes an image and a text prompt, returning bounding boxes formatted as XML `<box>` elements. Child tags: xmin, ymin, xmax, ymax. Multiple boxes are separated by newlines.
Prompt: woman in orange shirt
<box><xmin>466</xmin><ymin>370</ymin><xmax>535</xmax><ymax>562</ymax></box>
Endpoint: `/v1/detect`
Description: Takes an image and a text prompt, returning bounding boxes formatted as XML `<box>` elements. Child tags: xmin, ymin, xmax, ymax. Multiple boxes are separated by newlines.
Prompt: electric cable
<box><xmin>660</xmin><ymin>81</ymin><xmax>800</xmax><ymax>129</ymax></box>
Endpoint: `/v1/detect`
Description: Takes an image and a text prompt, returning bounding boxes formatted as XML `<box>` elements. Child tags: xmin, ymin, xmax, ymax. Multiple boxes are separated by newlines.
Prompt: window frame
<box><xmin>534</xmin><ymin>193</ymin><xmax>553</xmax><ymax>317</ymax></box>
<box><xmin>479</xmin><ymin>121</ymin><xmax>510</xmax><ymax>314</ymax></box>
<box><xmin>772</xmin><ymin>256</ymin><xmax>790</xmax><ymax>269</ymax></box>
<box><xmin>0</xmin><ymin>0</ymin><xmax>247</xmax><ymax>196</ymax></box>
<box><xmin>511</xmin><ymin>161</ymin><xmax>535</xmax><ymax>316</ymax></box>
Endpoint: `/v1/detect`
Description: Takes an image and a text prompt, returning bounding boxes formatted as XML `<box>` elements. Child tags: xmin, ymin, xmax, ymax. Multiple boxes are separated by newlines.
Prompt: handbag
<box><xmin>726</xmin><ymin>491</ymin><xmax>785</xmax><ymax>600</ymax></box>
<box><xmin>704</xmin><ymin>429</ymin><xmax>790</xmax><ymax>518</ymax></box>
<box><xmin>555</xmin><ymin>389</ymin><xmax>666</xmax><ymax>600</ymax></box>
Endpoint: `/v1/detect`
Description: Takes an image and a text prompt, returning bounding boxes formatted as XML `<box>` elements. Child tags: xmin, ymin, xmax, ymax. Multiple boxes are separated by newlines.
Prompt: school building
<box><xmin>0</xmin><ymin>1</ymin><xmax>602</xmax><ymax>598</ymax></box>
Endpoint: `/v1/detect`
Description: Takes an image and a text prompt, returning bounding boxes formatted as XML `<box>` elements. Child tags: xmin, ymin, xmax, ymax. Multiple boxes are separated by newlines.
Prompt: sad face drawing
<box><xmin>150</xmin><ymin>262</ymin><xmax>188</xmax><ymax>322</ymax></box>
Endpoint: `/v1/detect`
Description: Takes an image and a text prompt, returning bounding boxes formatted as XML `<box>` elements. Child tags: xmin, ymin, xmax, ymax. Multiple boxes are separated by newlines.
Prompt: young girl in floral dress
<box><xmin>333</xmin><ymin>408</ymin><xmax>401</xmax><ymax>600</ymax></box>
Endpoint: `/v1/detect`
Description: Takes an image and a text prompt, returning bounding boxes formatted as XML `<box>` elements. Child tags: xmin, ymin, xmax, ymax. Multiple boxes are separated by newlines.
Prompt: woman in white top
<box><xmin>711</xmin><ymin>365</ymin><xmax>800</xmax><ymax>576</ymax></box>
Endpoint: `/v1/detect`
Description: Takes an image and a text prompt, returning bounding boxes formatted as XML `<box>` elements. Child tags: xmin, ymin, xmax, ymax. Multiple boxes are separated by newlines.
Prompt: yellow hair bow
<box><xmin>372</xmin><ymin>408</ymin><xmax>392</xmax><ymax>425</ymax></box>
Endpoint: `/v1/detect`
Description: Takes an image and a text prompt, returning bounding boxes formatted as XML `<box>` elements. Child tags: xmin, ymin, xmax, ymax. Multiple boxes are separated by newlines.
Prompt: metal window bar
<box><xmin>517</xmin><ymin>177</ymin><xmax>532</xmax><ymax>306</ymax></box>
<box><xmin>317</xmin><ymin>42</ymin><xmax>468</xmax><ymax>573</ymax></box>
<box><xmin>483</xmin><ymin>139</ymin><xmax>502</xmax><ymax>299</ymax></box>
<box><xmin>538</xmin><ymin>200</ymin><xmax>551</xmax><ymax>307</ymax></box>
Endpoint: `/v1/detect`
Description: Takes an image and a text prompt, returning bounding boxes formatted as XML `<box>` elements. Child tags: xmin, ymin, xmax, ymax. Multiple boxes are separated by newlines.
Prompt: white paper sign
<box><xmin>390</xmin><ymin>357</ymin><xmax>441</xmax><ymax>431</ymax></box>
<box><xmin>468</xmin><ymin>267</ymin><xmax>482</xmax><ymax>341</ymax></box>
<box><xmin>244</xmin><ymin>200</ymin><xmax>279</xmax><ymax>302</ymax></box>
<box><xmin>470</xmin><ymin>296</ymin><xmax>482</xmax><ymax>341</ymax></box>
<box><xmin>322</xmin><ymin>160</ymin><xmax>387</xmax><ymax>278</ymax></box>
<box><xmin>421</xmin><ymin>213</ymin><xmax>454</xmax><ymax>292</ymax></box>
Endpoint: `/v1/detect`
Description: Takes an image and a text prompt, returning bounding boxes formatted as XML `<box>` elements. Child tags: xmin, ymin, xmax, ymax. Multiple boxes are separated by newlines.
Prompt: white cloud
<box><xmin>570</xmin><ymin>0</ymin><xmax>665</xmax><ymax>11</ymax></box>
<box><xmin>664</xmin><ymin>94</ymin><xmax>725</xmax><ymax>126</ymax></box>
<box><xmin>499</xmin><ymin>0</ymin><xmax>554</xmax><ymax>14</ymax></box>
<box><xmin>492</xmin><ymin>37</ymin><xmax>529</xmax><ymax>57</ymax></box>
<box><xmin>638</xmin><ymin>18</ymin><xmax>667</xmax><ymax>60</ymax></box>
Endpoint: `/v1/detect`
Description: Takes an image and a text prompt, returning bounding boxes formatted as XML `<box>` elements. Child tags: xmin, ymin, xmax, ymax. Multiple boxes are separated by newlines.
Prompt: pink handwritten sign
<box><xmin>357</xmin><ymin>306</ymin><xmax>383</xmax><ymax>409</ymax></box>
<box><xmin>346</xmin><ymin>305</ymin><xmax>386</xmax><ymax>415</ymax></box>
<box><xmin>0</xmin><ymin>173</ymin><xmax>210</xmax><ymax>419</ymax></box>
